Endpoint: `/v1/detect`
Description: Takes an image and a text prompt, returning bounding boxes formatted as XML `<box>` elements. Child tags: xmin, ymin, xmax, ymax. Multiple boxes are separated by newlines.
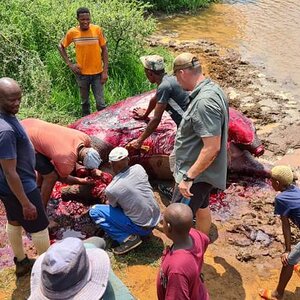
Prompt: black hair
<box><xmin>146</xmin><ymin>68</ymin><xmax>165</xmax><ymax>76</ymax></box>
<box><xmin>77</xmin><ymin>7</ymin><xmax>90</xmax><ymax>18</ymax></box>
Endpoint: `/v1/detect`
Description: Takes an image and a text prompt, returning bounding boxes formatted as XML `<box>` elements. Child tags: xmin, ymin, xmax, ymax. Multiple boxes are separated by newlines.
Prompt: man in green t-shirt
<box><xmin>172</xmin><ymin>53</ymin><xmax>229</xmax><ymax>236</ymax></box>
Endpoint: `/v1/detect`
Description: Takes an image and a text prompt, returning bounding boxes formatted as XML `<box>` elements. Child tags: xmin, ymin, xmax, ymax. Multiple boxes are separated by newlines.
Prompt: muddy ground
<box><xmin>1</xmin><ymin>37</ymin><xmax>300</xmax><ymax>299</ymax></box>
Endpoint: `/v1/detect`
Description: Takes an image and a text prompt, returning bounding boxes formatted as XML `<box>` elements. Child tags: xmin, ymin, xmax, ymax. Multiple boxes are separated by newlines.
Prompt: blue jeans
<box><xmin>89</xmin><ymin>205</ymin><xmax>152</xmax><ymax>244</ymax></box>
<box><xmin>76</xmin><ymin>73</ymin><xmax>105</xmax><ymax>115</ymax></box>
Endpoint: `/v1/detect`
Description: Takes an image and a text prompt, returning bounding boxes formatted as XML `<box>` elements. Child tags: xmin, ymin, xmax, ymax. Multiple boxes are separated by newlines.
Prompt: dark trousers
<box><xmin>76</xmin><ymin>73</ymin><xmax>106</xmax><ymax>116</ymax></box>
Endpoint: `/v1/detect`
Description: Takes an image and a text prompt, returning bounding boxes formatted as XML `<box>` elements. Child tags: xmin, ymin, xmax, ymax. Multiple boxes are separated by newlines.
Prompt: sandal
<box><xmin>259</xmin><ymin>289</ymin><xmax>279</xmax><ymax>300</ymax></box>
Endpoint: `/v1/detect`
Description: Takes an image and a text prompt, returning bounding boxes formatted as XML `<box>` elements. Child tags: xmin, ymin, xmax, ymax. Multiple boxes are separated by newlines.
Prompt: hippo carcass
<box><xmin>69</xmin><ymin>90</ymin><xmax>268</xmax><ymax>180</ymax></box>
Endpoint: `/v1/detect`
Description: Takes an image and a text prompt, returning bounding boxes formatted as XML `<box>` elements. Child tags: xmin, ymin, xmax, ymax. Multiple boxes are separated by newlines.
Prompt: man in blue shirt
<box><xmin>260</xmin><ymin>165</ymin><xmax>300</xmax><ymax>300</ymax></box>
<box><xmin>0</xmin><ymin>78</ymin><xmax>49</xmax><ymax>277</ymax></box>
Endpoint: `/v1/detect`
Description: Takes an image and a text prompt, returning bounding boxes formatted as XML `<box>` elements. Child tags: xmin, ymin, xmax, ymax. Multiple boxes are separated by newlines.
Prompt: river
<box><xmin>158</xmin><ymin>0</ymin><xmax>300</xmax><ymax>98</ymax></box>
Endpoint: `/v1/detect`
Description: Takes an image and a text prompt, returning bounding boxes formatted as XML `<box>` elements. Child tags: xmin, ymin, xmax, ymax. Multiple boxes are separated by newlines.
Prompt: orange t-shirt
<box><xmin>21</xmin><ymin>118</ymin><xmax>91</xmax><ymax>178</ymax></box>
<box><xmin>62</xmin><ymin>24</ymin><xmax>106</xmax><ymax>75</ymax></box>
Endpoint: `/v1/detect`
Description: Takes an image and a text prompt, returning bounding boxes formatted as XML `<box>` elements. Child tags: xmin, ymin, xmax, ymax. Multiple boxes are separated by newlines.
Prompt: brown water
<box><xmin>158</xmin><ymin>0</ymin><xmax>300</xmax><ymax>97</ymax></box>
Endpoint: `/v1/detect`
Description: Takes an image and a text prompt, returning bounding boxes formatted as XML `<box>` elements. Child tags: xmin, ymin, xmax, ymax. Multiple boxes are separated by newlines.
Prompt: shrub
<box><xmin>143</xmin><ymin>0</ymin><xmax>213</xmax><ymax>13</ymax></box>
<box><xmin>0</xmin><ymin>0</ymin><xmax>156</xmax><ymax>123</ymax></box>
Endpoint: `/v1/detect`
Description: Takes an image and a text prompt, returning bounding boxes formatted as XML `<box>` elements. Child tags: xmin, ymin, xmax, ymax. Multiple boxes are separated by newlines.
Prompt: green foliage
<box><xmin>143</xmin><ymin>0</ymin><xmax>213</xmax><ymax>13</ymax></box>
<box><xmin>0</xmin><ymin>0</ymin><xmax>156</xmax><ymax>124</ymax></box>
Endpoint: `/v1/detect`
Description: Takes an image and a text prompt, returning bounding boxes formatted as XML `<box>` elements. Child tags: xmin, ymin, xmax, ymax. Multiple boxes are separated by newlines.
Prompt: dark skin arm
<box><xmin>100</xmin><ymin>45</ymin><xmax>109</xmax><ymax>84</ymax></box>
<box><xmin>128</xmin><ymin>102</ymin><xmax>167</xmax><ymax>149</ymax></box>
<box><xmin>281</xmin><ymin>216</ymin><xmax>292</xmax><ymax>266</ymax></box>
<box><xmin>133</xmin><ymin>95</ymin><xmax>158</xmax><ymax>120</ymax></box>
<box><xmin>58</xmin><ymin>43</ymin><xmax>81</xmax><ymax>74</ymax></box>
<box><xmin>0</xmin><ymin>158</ymin><xmax>37</xmax><ymax>220</ymax></box>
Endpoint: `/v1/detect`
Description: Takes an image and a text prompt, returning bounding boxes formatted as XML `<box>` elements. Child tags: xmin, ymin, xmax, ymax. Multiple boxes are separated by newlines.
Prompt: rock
<box><xmin>236</xmin><ymin>250</ymin><xmax>257</xmax><ymax>262</ymax></box>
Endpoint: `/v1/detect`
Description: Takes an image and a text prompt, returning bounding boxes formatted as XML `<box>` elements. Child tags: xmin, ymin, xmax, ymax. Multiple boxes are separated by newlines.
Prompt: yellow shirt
<box><xmin>62</xmin><ymin>24</ymin><xmax>106</xmax><ymax>75</ymax></box>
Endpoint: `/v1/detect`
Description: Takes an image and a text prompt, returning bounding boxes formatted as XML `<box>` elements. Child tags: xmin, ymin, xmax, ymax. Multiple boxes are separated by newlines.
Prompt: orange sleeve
<box><xmin>61</xmin><ymin>29</ymin><xmax>74</xmax><ymax>48</ymax></box>
<box><xmin>98</xmin><ymin>27</ymin><xmax>106</xmax><ymax>47</ymax></box>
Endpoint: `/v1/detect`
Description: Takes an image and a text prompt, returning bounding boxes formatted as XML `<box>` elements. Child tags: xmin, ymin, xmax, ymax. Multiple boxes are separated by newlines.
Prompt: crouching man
<box><xmin>89</xmin><ymin>147</ymin><xmax>161</xmax><ymax>255</ymax></box>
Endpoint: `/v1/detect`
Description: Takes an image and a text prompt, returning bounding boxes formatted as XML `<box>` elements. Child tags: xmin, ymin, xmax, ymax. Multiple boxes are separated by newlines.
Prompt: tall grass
<box><xmin>0</xmin><ymin>0</ymin><xmax>160</xmax><ymax>124</ymax></box>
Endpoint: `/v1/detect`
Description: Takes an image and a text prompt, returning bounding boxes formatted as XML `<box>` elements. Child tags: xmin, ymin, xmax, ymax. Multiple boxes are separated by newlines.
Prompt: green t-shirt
<box><xmin>174</xmin><ymin>78</ymin><xmax>229</xmax><ymax>190</ymax></box>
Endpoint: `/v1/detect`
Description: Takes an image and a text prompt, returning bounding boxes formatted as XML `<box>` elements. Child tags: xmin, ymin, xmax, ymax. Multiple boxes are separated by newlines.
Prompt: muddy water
<box><xmin>158</xmin><ymin>0</ymin><xmax>300</xmax><ymax>97</ymax></box>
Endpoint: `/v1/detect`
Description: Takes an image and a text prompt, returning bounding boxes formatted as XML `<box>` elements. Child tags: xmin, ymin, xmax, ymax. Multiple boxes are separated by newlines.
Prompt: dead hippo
<box><xmin>69</xmin><ymin>90</ymin><xmax>269</xmax><ymax>180</ymax></box>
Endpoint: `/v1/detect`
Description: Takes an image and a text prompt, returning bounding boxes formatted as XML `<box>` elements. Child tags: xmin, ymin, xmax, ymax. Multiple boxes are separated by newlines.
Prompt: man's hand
<box><xmin>90</xmin><ymin>169</ymin><xmax>102</xmax><ymax>178</ymax></box>
<box><xmin>281</xmin><ymin>252</ymin><xmax>290</xmax><ymax>266</ymax></box>
<box><xmin>22</xmin><ymin>202</ymin><xmax>37</xmax><ymax>220</ymax></box>
<box><xmin>178</xmin><ymin>180</ymin><xmax>194</xmax><ymax>199</ymax></box>
<box><xmin>69</xmin><ymin>64</ymin><xmax>81</xmax><ymax>74</ymax></box>
<box><xmin>132</xmin><ymin>107</ymin><xmax>147</xmax><ymax>120</ymax></box>
<box><xmin>101</xmin><ymin>70</ymin><xmax>108</xmax><ymax>84</ymax></box>
<box><xmin>79</xmin><ymin>177</ymin><xmax>95</xmax><ymax>185</ymax></box>
<box><xmin>127</xmin><ymin>139</ymin><xmax>143</xmax><ymax>150</ymax></box>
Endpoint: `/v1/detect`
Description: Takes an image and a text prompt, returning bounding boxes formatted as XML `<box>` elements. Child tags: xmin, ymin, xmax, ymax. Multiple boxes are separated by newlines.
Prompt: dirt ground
<box><xmin>1</xmin><ymin>38</ymin><xmax>300</xmax><ymax>299</ymax></box>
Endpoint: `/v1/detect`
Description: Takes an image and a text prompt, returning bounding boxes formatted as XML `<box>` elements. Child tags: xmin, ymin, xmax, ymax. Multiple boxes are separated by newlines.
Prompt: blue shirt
<box><xmin>274</xmin><ymin>185</ymin><xmax>300</xmax><ymax>228</ymax></box>
<box><xmin>0</xmin><ymin>113</ymin><xmax>37</xmax><ymax>195</ymax></box>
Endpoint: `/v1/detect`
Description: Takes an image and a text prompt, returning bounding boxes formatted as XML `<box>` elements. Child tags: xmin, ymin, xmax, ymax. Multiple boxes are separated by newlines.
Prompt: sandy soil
<box><xmin>1</xmin><ymin>37</ymin><xmax>300</xmax><ymax>300</ymax></box>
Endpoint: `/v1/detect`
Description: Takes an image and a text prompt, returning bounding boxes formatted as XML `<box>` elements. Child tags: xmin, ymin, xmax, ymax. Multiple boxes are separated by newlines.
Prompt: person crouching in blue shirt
<box><xmin>260</xmin><ymin>165</ymin><xmax>300</xmax><ymax>300</ymax></box>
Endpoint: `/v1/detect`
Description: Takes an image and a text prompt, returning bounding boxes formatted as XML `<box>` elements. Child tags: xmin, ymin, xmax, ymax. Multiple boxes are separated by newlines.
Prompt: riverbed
<box><xmin>158</xmin><ymin>0</ymin><xmax>300</xmax><ymax>99</ymax></box>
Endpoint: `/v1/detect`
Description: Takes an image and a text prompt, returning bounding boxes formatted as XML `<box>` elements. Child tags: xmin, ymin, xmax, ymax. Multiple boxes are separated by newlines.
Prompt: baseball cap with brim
<box><xmin>29</xmin><ymin>237</ymin><xmax>110</xmax><ymax>300</ymax></box>
<box><xmin>140</xmin><ymin>55</ymin><xmax>165</xmax><ymax>71</ymax></box>
<box><xmin>271</xmin><ymin>165</ymin><xmax>294</xmax><ymax>186</ymax></box>
<box><xmin>83</xmin><ymin>148</ymin><xmax>102</xmax><ymax>169</ymax></box>
<box><xmin>173</xmin><ymin>52</ymin><xmax>200</xmax><ymax>73</ymax></box>
<box><xmin>109</xmin><ymin>147</ymin><xmax>129</xmax><ymax>162</ymax></box>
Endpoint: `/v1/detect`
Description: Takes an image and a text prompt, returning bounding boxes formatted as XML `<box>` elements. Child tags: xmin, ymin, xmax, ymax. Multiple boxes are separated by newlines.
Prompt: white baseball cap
<box><xmin>109</xmin><ymin>147</ymin><xmax>129</xmax><ymax>162</ymax></box>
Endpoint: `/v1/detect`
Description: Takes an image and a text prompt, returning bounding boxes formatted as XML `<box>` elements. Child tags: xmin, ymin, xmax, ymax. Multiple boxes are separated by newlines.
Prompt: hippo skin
<box><xmin>69</xmin><ymin>90</ymin><xmax>267</xmax><ymax>180</ymax></box>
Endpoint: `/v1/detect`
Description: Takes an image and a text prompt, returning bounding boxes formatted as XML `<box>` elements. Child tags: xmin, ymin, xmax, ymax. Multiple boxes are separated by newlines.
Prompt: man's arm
<box><xmin>101</xmin><ymin>45</ymin><xmax>109</xmax><ymax>84</ymax></box>
<box><xmin>281</xmin><ymin>216</ymin><xmax>292</xmax><ymax>266</ymax></box>
<box><xmin>128</xmin><ymin>102</ymin><xmax>167</xmax><ymax>149</ymax></box>
<box><xmin>60</xmin><ymin>175</ymin><xmax>93</xmax><ymax>185</ymax></box>
<box><xmin>0</xmin><ymin>159</ymin><xmax>37</xmax><ymax>220</ymax></box>
<box><xmin>179</xmin><ymin>136</ymin><xmax>221</xmax><ymax>198</ymax></box>
<box><xmin>133</xmin><ymin>95</ymin><xmax>158</xmax><ymax>120</ymax></box>
<box><xmin>58</xmin><ymin>43</ymin><xmax>81</xmax><ymax>74</ymax></box>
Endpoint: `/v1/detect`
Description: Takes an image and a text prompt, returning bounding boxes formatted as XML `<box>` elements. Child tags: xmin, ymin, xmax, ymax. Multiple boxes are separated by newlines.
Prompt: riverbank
<box><xmin>1</xmin><ymin>38</ymin><xmax>300</xmax><ymax>300</ymax></box>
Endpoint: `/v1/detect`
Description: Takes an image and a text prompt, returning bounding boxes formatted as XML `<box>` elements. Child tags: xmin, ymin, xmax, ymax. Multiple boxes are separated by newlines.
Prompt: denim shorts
<box><xmin>288</xmin><ymin>241</ymin><xmax>300</xmax><ymax>265</ymax></box>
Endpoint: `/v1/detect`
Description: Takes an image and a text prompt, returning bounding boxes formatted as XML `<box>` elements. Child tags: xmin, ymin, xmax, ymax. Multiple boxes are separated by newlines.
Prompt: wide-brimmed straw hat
<box><xmin>29</xmin><ymin>237</ymin><xmax>110</xmax><ymax>300</ymax></box>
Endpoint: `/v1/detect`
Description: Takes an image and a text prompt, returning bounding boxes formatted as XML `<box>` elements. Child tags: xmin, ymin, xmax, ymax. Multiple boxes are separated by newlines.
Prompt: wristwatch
<box><xmin>182</xmin><ymin>173</ymin><xmax>194</xmax><ymax>182</ymax></box>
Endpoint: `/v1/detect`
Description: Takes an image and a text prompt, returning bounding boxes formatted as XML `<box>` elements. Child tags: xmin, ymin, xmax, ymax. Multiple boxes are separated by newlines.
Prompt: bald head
<box><xmin>164</xmin><ymin>203</ymin><xmax>193</xmax><ymax>234</ymax></box>
<box><xmin>0</xmin><ymin>77</ymin><xmax>22</xmax><ymax>115</ymax></box>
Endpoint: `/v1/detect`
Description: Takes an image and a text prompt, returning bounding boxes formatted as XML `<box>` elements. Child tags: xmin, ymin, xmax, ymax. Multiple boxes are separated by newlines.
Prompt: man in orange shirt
<box><xmin>22</xmin><ymin>118</ymin><xmax>102</xmax><ymax>207</ymax></box>
<box><xmin>58</xmin><ymin>7</ymin><xmax>109</xmax><ymax>116</ymax></box>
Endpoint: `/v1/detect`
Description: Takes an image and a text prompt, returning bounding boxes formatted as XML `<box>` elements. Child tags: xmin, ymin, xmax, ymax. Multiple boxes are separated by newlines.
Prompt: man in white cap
<box><xmin>29</xmin><ymin>237</ymin><xmax>134</xmax><ymax>299</ymax></box>
<box><xmin>172</xmin><ymin>52</ymin><xmax>229</xmax><ymax>236</ymax></box>
<box><xmin>22</xmin><ymin>118</ymin><xmax>102</xmax><ymax>206</ymax></box>
<box><xmin>89</xmin><ymin>147</ymin><xmax>161</xmax><ymax>255</ymax></box>
<box><xmin>127</xmin><ymin>55</ymin><xmax>189</xmax><ymax>150</ymax></box>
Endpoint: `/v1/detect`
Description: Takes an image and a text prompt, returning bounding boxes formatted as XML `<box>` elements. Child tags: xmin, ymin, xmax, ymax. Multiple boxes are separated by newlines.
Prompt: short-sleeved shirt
<box><xmin>274</xmin><ymin>185</ymin><xmax>300</xmax><ymax>228</ymax></box>
<box><xmin>157</xmin><ymin>228</ymin><xmax>210</xmax><ymax>300</ymax></box>
<box><xmin>62</xmin><ymin>24</ymin><xmax>106</xmax><ymax>75</ymax></box>
<box><xmin>0</xmin><ymin>113</ymin><xmax>36</xmax><ymax>195</ymax></box>
<box><xmin>105</xmin><ymin>164</ymin><xmax>160</xmax><ymax>228</ymax></box>
<box><xmin>174</xmin><ymin>78</ymin><xmax>229</xmax><ymax>190</ymax></box>
<box><xmin>21</xmin><ymin>118</ymin><xmax>91</xmax><ymax>178</ymax></box>
<box><xmin>157</xmin><ymin>75</ymin><xmax>190</xmax><ymax>126</ymax></box>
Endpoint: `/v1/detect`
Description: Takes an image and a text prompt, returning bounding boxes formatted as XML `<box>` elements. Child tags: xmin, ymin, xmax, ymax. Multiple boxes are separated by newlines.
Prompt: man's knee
<box><xmin>89</xmin><ymin>205</ymin><xmax>107</xmax><ymax>223</ymax></box>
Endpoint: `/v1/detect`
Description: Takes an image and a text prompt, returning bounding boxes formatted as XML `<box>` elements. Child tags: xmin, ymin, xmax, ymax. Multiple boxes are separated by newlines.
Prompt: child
<box><xmin>260</xmin><ymin>165</ymin><xmax>300</xmax><ymax>300</ymax></box>
<box><xmin>157</xmin><ymin>203</ymin><xmax>209</xmax><ymax>300</ymax></box>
